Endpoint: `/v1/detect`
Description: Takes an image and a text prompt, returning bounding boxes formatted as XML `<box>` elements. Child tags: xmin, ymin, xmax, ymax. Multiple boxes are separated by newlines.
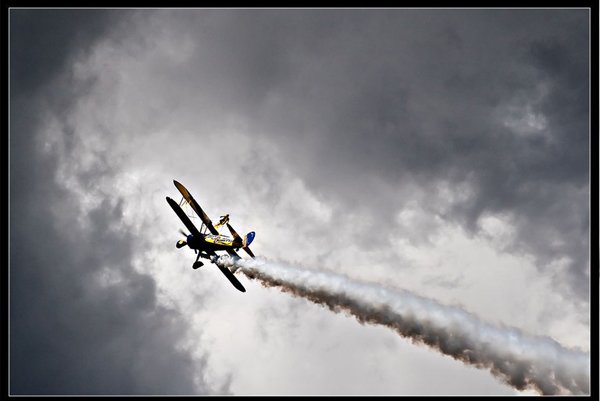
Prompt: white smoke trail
<box><xmin>214</xmin><ymin>255</ymin><xmax>589</xmax><ymax>395</ymax></box>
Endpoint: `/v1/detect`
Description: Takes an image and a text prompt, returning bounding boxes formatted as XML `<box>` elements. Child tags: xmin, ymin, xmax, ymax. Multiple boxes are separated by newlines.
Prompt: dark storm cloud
<box><xmin>10</xmin><ymin>10</ymin><xmax>217</xmax><ymax>394</ymax></box>
<box><xmin>10</xmin><ymin>9</ymin><xmax>120</xmax><ymax>96</ymax></box>
<box><xmin>162</xmin><ymin>9</ymin><xmax>589</xmax><ymax>302</ymax></box>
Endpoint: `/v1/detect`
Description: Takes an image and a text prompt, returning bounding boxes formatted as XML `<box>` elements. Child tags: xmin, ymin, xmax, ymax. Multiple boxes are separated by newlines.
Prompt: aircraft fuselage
<box><xmin>183</xmin><ymin>233</ymin><xmax>242</xmax><ymax>253</ymax></box>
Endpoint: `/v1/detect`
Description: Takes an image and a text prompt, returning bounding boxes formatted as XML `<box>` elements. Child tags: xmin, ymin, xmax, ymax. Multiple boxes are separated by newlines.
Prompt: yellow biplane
<box><xmin>166</xmin><ymin>180</ymin><xmax>255</xmax><ymax>292</ymax></box>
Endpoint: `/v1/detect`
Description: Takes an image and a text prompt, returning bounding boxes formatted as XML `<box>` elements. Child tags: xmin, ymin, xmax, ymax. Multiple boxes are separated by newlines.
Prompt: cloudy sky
<box><xmin>9</xmin><ymin>8</ymin><xmax>590</xmax><ymax>395</ymax></box>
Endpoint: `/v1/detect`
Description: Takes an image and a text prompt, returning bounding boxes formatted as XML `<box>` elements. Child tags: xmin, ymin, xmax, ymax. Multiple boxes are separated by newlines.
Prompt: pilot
<box><xmin>214</xmin><ymin>214</ymin><xmax>230</xmax><ymax>230</ymax></box>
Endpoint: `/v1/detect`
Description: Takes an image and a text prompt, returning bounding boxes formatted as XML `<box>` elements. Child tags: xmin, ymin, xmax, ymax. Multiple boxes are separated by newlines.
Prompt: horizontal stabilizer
<box><xmin>227</xmin><ymin>223</ymin><xmax>244</xmax><ymax>248</ymax></box>
<box><xmin>227</xmin><ymin>223</ymin><xmax>241</xmax><ymax>240</ymax></box>
<box><xmin>242</xmin><ymin>246</ymin><xmax>255</xmax><ymax>258</ymax></box>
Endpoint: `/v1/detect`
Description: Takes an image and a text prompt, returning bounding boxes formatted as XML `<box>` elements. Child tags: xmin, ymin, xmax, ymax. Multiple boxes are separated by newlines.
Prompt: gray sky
<box><xmin>9</xmin><ymin>8</ymin><xmax>590</xmax><ymax>395</ymax></box>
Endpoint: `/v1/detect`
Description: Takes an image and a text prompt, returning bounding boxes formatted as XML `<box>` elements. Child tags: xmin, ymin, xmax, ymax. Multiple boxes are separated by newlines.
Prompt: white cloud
<box><xmin>496</xmin><ymin>82</ymin><xmax>550</xmax><ymax>137</ymax></box>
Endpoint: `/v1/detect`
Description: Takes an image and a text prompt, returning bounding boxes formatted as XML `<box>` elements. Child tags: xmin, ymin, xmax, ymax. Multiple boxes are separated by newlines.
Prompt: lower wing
<box><xmin>212</xmin><ymin>249</ymin><xmax>246</xmax><ymax>293</ymax></box>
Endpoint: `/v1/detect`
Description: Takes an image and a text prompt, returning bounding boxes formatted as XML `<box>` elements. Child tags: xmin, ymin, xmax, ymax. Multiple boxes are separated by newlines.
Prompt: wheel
<box><xmin>192</xmin><ymin>261</ymin><xmax>204</xmax><ymax>269</ymax></box>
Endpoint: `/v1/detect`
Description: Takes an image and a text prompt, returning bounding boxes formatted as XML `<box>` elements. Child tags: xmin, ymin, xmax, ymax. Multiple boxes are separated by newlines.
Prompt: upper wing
<box><xmin>166</xmin><ymin>197</ymin><xmax>201</xmax><ymax>237</ymax></box>
<box><xmin>173</xmin><ymin>180</ymin><xmax>219</xmax><ymax>235</ymax></box>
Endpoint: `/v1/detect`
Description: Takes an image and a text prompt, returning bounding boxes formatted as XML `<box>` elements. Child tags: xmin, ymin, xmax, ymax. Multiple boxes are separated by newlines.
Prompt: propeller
<box><xmin>176</xmin><ymin>229</ymin><xmax>190</xmax><ymax>250</ymax></box>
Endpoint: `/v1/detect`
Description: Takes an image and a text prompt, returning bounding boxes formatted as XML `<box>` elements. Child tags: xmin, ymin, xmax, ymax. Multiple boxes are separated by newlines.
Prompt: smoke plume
<box><xmin>214</xmin><ymin>256</ymin><xmax>589</xmax><ymax>395</ymax></box>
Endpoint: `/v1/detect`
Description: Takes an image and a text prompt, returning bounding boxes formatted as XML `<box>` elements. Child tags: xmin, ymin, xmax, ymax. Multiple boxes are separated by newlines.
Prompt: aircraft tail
<box><xmin>227</xmin><ymin>224</ymin><xmax>255</xmax><ymax>257</ymax></box>
<box><xmin>243</xmin><ymin>231</ymin><xmax>255</xmax><ymax>247</ymax></box>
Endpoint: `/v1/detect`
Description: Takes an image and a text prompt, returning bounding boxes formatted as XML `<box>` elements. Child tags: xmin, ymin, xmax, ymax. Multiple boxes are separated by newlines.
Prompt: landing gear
<box><xmin>192</xmin><ymin>250</ymin><xmax>202</xmax><ymax>269</ymax></box>
<box><xmin>192</xmin><ymin>248</ymin><xmax>205</xmax><ymax>269</ymax></box>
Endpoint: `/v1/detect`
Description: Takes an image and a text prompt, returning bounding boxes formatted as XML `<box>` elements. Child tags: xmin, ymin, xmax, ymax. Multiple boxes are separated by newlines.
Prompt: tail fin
<box><xmin>243</xmin><ymin>231</ymin><xmax>255</xmax><ymax>247</ymax></box>
<box><xmin>243</xmin><ymin>232</ymin><xmax>256</xmax><ymax>258</ymax></box>
<box><xmin>228</xmin><ymin>224</ymin><xmax>255</xmax><ymax>257</ymax></box>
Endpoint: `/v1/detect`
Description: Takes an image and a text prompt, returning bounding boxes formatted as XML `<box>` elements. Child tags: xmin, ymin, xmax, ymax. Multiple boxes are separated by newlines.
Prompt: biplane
<box><xmin>166</xmin><ymin>180</ymin><xmax>255</xmax><ymax>292</ymax></box>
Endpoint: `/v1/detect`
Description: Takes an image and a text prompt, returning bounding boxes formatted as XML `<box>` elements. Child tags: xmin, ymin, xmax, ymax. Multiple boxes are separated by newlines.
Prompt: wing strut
<box><xmin>166</xmin><ymin>197</ymin><xmax>201</xmax><ymax>237</ymax></box>
<box><xmin>173</xmin><ymin>180</ymin><xmax>219</xmax><ymax>235</ymax></box>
